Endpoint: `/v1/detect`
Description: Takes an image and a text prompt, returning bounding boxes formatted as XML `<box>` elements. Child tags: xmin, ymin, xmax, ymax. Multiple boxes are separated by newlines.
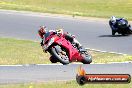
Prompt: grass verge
<box><xmin>0</xmin><ymin>0</ymin><xmax>132</xmax><ymax>20</ymax></box>
<box><xmin>0</xmin><ymin>37</ymin><xmax>132</xmax><ymax>65</ymax></box>
<box><xmin>0</xmin><ymin>37</ymin><xmax>51</xmax><ymax>65</ymax></box>
<box><xmin>0</xmin><ymin>80</ymin><xmax>131</xmax><ymax>88</ymax></box>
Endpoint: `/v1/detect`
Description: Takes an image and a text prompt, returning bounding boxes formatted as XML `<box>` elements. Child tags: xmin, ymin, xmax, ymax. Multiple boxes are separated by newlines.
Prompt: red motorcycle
<box><xmin>42</xmin><ymin>32</ymin><xmax>92</xmax><ymax>65</ymax></box>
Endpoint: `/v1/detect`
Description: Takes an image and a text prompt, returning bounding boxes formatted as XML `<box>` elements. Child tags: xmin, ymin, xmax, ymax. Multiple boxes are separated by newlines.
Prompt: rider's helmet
<box><xmin>38</xmin><ymin>26</ymin><xmax>46</xmax><ymax>38</ymax></box>
<box><xmin>110</xmin><ymin>16</ymin><xmax>116</xmax><ymax>24</ymax></box>
<box><xmin>56</xmin><ymin>28</ymin><xmax>64</xmax><ymax>35</ymax></box>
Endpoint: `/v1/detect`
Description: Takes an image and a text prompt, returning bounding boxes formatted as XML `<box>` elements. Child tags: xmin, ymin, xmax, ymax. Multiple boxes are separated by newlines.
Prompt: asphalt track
<box><xmin>0</xmin><ymin>63</ymin><xmax>132</xmax><ymax>84</ymax></box>
<box><xmin>0</xmin><ymin>10</ymin><xmax>132</xmax><ymax>55</ymax></box>
<box><xmin>0</xmin><ymin>10</ymin><xmax>132</xmax><ymax>84</ymax></box>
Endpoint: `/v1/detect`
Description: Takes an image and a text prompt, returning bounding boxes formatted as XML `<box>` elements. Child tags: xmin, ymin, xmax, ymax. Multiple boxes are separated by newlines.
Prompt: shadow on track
<box><xmin>98</xmin><ymin>34</ymin><xmax>131</xmax><ymax>37</ymax></box>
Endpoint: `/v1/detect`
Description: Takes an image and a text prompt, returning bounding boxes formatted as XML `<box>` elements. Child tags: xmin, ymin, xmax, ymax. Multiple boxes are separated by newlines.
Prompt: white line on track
<box><xmin>86</xmin><ymin>48</ymin><xmax>127</xmax><ymax>55</ymax></box>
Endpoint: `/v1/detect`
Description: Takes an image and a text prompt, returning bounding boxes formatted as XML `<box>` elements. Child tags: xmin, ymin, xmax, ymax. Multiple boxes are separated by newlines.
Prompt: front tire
<box><xmin>51</xmin><ymin>45</ymin><xmax>69</xmax><ymax>65</ymax></box>
<box><xmin>112</xmin><ymin>30</ymin><xmax>116</xmax><ymax>35</ymax></box>
<box><xmin>49</xmin><ymin>56</ymin><xmax>58</xmax><ymax>63</ymax></box>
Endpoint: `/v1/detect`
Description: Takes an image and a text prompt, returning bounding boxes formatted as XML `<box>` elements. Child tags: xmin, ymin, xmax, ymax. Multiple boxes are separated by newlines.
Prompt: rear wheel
<box><xmin>121</xmin><ymin>33</ymin><xmax>125</xmax><ymax>36</ymax></box>
<box><xmin>128</xmin><ymin>29</ymin><xmax>132</xmax><ymax>34</ymax></box>
<box><xmin>121</xmin><ymin>30</ymin><xmax>126</xmax><ymax>35</ymax></box>
<box><xmin>51</xmin><ymin>45</ymin><xmax>69</xmax><ymax>65</ymax></box>
<box><xmin>81</xmin><ymin>51</ymin><xmax>92</xmax><ymax>64</ymax></box>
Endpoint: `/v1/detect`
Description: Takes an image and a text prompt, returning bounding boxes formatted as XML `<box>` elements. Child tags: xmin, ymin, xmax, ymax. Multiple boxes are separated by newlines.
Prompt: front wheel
<box><xmin>51</xmin><ymin>45</ymin><xmax>69</xmax><ymax>65</ymax></box>
<box><xmin>49</xmin><ymin>56</ymin><xmax>58</xmax><ymax>63</ymax></box>
<box><xmin>112</xmin><ymin>30</ymin><xmax>116</xmax><ymax>35</ymax></box>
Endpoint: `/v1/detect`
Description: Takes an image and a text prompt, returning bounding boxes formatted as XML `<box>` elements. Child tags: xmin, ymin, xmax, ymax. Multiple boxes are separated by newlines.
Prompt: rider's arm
<box><xmin>64</xmin><ymin>32</ymin><xmax>74</xmax><ymax>43</ymax></box>
<box><xmin>40</xmin><ymin>39</ymin><xmax>44</xmax><ymax>46</ymax></box>
<box><xmin>109</xmin><ymin>21</ymin><xmax>117</xmax><ymax>30</ymax></box>
<box><xmin>49</xmin><ymin>30</ymin><xmax>58</xmax><ymax>35</ymax></box>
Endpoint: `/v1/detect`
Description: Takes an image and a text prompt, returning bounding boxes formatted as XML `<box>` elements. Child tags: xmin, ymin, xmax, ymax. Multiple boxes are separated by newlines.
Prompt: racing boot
<box><xmin>78</xmin><ymin>46</ymin><xmax>87</xmax><ymax>52</ymax></box>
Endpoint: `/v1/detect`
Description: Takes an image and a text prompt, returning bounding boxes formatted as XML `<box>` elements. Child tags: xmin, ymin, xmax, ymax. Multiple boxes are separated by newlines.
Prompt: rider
<box><xmin>109</xmin><ymin>16</ymin><xmax>131</xmax><ymax>31</ymax></box>
<box><xmin>38</xmin><ymin>26</ymin><xmax>83</xmax><ymax>51</ymax></box>
<box><xmin>109</xmin><ymin>16</ymin><xmax>118</xmax><ymax>31</ymax></box>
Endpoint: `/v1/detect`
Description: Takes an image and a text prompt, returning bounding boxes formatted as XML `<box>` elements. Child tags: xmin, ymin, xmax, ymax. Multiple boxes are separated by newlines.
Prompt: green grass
<box><xmin>0</xmin><ymin>37</ymin><xmax>51</xmax><ymax>65</ymax></box>
<box><xmin>0</xmin><ymin>0</ymin><xmax>132</xmax><ymax>20</ymax></box>
<box><xmin>0</xmin><ymin>37</ymin><xmax>132</xmax><ymax>65</ymax></box>
<box><xmin>0</xmin><ymin>80</ymin><xmax>131</xmax><ymax>88</ymax></box>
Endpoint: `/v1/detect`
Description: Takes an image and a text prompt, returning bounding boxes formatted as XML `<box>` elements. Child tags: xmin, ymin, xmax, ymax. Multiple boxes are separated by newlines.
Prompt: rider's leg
<box><xmin>73</xmin><ymin>38</ymin><xmax>82</xmax><ymax>48</ymax></box>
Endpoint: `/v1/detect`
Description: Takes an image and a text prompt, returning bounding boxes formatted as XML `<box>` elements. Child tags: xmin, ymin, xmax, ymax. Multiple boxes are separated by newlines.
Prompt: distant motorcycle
<box><xmin>110</xmin><ymin>18</ymin><xmax>132</xmax><ymax>35</ymax></box>
<box><xmin>41</xmin><ymin>32</ymin><xmax>92</xmax><ymax>65</ymax></box>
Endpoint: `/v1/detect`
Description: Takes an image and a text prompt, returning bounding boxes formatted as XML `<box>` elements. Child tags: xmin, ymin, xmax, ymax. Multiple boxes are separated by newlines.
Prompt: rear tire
<box><xmin>51</xmin><ymin>45</ymin><xmax>69</xmax><ymax>65</ymax></box>
<box><xmin>121</xmin><ymin>32</ymin><xmax>125</xmax><ymax>36</ymax></box>
<box><xmin>128</xmin><ymin>29</ymin><xmax>132</xmax><ymax>34</ymax></box>
<box><xmin>81</xmin><ymin>51</ymin><xmax>92</xmax><ymax>64</ymax></box>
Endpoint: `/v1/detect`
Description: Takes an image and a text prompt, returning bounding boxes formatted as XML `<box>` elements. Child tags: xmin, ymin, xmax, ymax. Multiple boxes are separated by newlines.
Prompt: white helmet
<box><xmin>110</xmin><ymin>16</ymin><xmax>116</xmax><ymax>23</ymax></box>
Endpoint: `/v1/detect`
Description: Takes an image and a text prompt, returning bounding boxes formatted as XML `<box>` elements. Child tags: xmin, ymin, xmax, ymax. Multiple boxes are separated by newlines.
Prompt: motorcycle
<box><xmin>111</xmin><ymin>18</ymin><xmax>132</xmax><ymax>35</ymax></box>
<box><xmin>41</xmin><ymin>32</ymin><xmax>92</xmax><ymax>65</ymax></box>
